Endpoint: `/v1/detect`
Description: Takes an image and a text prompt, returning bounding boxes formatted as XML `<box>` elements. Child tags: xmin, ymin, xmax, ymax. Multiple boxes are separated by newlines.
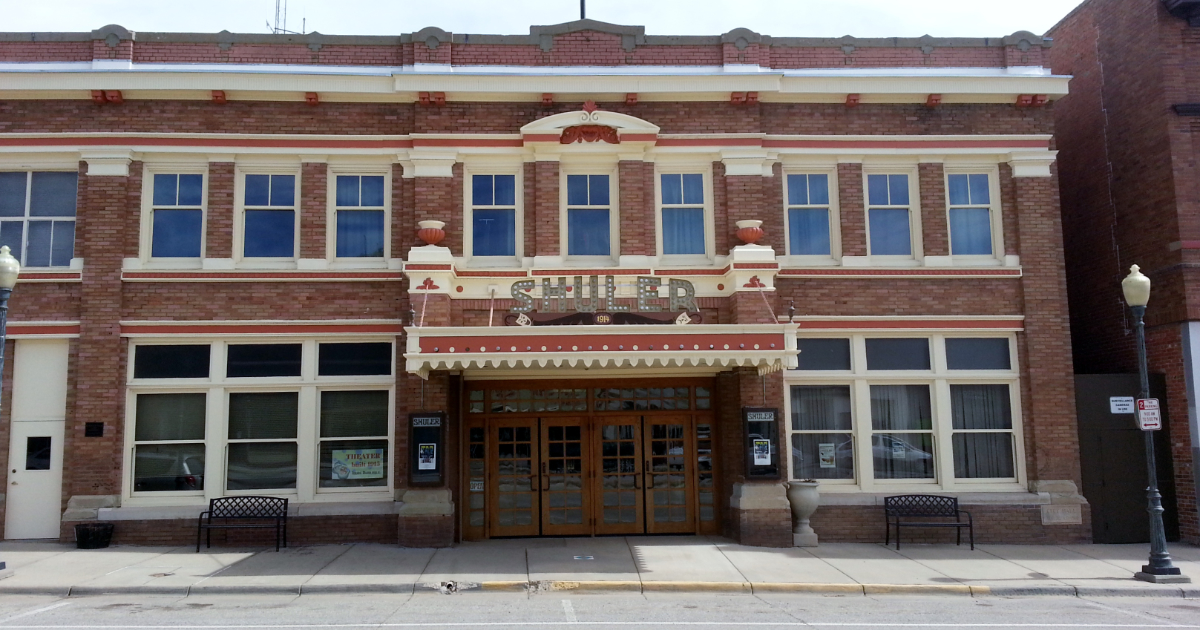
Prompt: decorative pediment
<box><xmin>521</xmin><ymin>105</ymin><xmax>660</xmax><ymax>144</ymax></box>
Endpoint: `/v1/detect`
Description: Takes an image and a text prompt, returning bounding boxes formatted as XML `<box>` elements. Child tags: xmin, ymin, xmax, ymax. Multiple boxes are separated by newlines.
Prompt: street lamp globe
<box><xmin>0</xmin><ymin>246</ymin><xmax>18</xmax><ymax>291</ymax></box>
<box><xmin>1122</xmin><ymin>264</ymin><xmax>1151</xmax><ymax>308</ymax></box>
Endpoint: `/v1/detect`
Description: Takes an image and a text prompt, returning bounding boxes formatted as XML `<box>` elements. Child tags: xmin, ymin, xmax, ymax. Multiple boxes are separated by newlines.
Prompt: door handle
<box><xmin>633</xmin><ymin>471</ymin><xmax>640</xmax><ymax>489</ymax></box>
<box><xmin>540</xmin><ymin>461</ymin><xmax>549</xmax><ymax>491</ymax></box>
<box><xmin>645</xmin><ymin>460</ymin><xmax>653</xmax><ymax>489</ymax></box>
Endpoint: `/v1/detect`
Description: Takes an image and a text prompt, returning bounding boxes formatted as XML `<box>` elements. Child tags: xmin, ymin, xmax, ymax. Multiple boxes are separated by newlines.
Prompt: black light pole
<box><xmin>0</xmin><ymin>245</ymin><xmax>18</xmax><ymax>580</ymax></box>
<box><xmin>1121</xmin><ymin>265</ymin><xmax>1188</xmax><ymax>583</ymax></box>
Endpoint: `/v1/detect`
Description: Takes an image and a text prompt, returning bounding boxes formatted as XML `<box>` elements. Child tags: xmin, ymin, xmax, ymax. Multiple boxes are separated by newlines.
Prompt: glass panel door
<box><xmin>540</xmin><ymin>417</ymin><xmax>590</xmax><ymax>535</ymax></box>
<box><xmin>644</xmin><ymin>415</ymin><xmax>694</xmax><ymax>534</ymax></box>
<box><xmin>488</xmin><ymin>418</ymin><xmax>539</xmax><ymax>537</ymax></box>
<box><xmin>594</xmin><ymin>416</ymin><xmax>643</xmax><ymax>535</ymax></box>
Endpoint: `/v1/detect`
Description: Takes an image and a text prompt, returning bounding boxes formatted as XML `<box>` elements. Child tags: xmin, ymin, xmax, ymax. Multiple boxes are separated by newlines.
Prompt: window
<box><xmin>127</xmin><ymin>340</ymin><xmax>394</xmax><ymax>500</ymax></box>
<box><xmin>150</xmin><ymin>173</ymin><xmax>204</xmax><ymax>258</ymax></box>
<box><xmin>471</xmin><ymin>174</ymin><xmax>517</xmax><ymax>258</ymax></box>
<box><xmin>659</xmin><ymin>174</ymin><xmax>706</xmax><ymax>256</ymax></box>
<box><xmin>866</xmin><ymin>173</ymin><xmax>913</xmax><ymax>256</ymax></box>
<box><xmin>566</xmin><ymin>174</ymin><xmax>612</xmax><ymax>257</ymax></box>
<box><xmin>947</xmin><ymin>173</ymin><xmax>993</xmax><ymax>256</ymax></box>
<box><xmin>243</xmin><ymin>174</ymin><xmax>296</xmax><ymax>258</ymax></box>
<box><xmin>786</xmin><ymin>174</ymin><xmax>832</xmax><ymax>256</ymax></box>
<box><xmin>334</xmin><ymin>175</ymin><xmax>385</xmax><ymax>258</ymax></box>
<box><xmin>0</xmin><ymin>171</ymin><xmax>77</xmax><ymax>267</ymax></box>
<box><xmin>785</xmin><ymin>335</ymin><xmax>1021</xmax><ymax>489</ymax></box>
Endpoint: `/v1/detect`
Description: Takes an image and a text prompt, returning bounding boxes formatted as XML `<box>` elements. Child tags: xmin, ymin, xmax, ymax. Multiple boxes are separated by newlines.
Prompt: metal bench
<box><xmin>884</xmin><ymin>494</ymin><xmax>973</xmax><ymax>550</ymax></box>
<box><xmin>196</xmin><ymin>496</ymin><xmax>288</xmax><ymax>552</ymax></box>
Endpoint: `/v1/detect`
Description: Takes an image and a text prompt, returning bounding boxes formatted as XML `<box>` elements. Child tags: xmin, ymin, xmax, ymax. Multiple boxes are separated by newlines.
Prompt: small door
<box><xmin>594</xmin><ymin>417</ymin><xmax>644</xmax><ymax>535</ymax></box>
<box><xmin>488</xmin><ymin>418</ymin><xmax>539</xmax><ymax>537</ymax></box>
<box><xmin>540</xmin><ymin>417</ymin><xmax>590</xmax><ymax>535</ymax></box>
<box><xmin>5</xmin><ymin>420</ymin><xmax>65</xmax><ymax>539</ymax></box>
<box><xmin>644</xmin><ymin>416</ymin><xmax>694</xmax><ymax>534</ymax></box>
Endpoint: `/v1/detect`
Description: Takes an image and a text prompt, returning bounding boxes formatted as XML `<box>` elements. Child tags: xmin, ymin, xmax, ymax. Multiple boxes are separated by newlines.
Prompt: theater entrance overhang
<box><xmin>404</xmin><ymin>323</ymin><xmax>799</xmax><ymax>379</ymax></box>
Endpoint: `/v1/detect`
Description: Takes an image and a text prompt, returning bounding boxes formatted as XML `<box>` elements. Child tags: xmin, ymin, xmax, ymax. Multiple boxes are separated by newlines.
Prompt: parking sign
<box><xmin>1136</xmin><ymin>399</ymin><xmax>1162</xmax><ymax>431</ymax></box>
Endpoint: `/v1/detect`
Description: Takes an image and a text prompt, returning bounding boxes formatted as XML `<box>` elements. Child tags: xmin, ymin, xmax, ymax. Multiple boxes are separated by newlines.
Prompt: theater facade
<box><xmin>0</xmin><ymin>20</ymin><xmax>1087</xmax><ymax>547</ymax></box>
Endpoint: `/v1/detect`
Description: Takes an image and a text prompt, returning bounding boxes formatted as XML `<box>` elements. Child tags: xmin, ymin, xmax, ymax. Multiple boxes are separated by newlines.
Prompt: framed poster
<box><xmin>409</xmin><ymin>412</ymin><xmax>445</xmax><ymax>486</ymax></box>
<box><xmin>743</xmin><ymin>407</ymin><xmax>781</xmax><ymax>479</ymax></box>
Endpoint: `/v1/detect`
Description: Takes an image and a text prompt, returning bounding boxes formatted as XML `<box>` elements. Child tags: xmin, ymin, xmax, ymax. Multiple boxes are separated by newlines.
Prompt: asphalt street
<box><xmin>0</xmin><ymin>592</ymin><xmax>1198</xmax><ymax>629</ymax></box>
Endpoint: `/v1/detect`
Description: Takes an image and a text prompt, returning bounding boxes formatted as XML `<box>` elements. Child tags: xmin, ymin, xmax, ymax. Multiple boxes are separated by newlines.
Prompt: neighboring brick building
<box><xmin>1049</xmin><ymin>0</ymin><xmax>1200</xmax><ymax>545</ymax></box>
<box><xmin>0</xmin><ymin>19</ymin><xmax>1086</xmax><ymax>548</ymax></box>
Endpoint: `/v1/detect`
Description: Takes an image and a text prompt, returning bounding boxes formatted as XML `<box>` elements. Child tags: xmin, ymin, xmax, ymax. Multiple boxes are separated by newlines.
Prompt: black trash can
<box><xmin>74</xmin><ymin>523</ymin><xmax>114</xmax><ymax>549</ymax></box>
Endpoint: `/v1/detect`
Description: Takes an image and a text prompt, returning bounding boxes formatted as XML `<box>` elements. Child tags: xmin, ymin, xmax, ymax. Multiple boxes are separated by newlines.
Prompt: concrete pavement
<box><xmin>0</xmin><ymin>537</ymin><xmax>1196</xmax><ymax>598</ymax></box>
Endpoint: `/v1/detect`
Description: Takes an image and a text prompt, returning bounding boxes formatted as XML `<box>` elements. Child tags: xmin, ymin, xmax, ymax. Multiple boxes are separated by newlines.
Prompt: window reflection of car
<box><xmin>134</xmin><ymin>453</ymin><xmax>205</xmax><ymax>491</ymax></box>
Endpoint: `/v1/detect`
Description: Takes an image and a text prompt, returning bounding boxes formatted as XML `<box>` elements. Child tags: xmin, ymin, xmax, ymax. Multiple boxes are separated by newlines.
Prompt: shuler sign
<box><xmin>510</xmin><ymin>276</ymin><xmax>698</xmax><ymax>314</ymax></box>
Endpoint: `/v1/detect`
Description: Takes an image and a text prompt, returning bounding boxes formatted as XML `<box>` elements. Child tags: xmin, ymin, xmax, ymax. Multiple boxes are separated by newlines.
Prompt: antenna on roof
<box><xmin>268</xmin><ymin>0</ymin><xmax>305</xmax><ymax>35</ymax></box>
<box><xmin>581</xmin><ymin>0</ymin><xmax>585</xmax><ymax>20</ymax></box>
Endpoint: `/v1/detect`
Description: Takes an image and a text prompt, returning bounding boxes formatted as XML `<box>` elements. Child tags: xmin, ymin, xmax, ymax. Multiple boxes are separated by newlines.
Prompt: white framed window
<box><xmin>124</xmin><ymin>339</ymin><xmax>395</xmax><ymax>504</ymax></box>
<box><xmin>237</xmin><ymin>169</ymin><xmax>299</xmax><ymax>262</ymax></box>
<box><xmin>0</xmin><ymin>170</ymin><xmax>77</xmax><ymax>268</ymax></box>
<box><xmin>331</xmin><ymin>172</ymin><xmax>388</xmax><ymax>260</ymax></box>
<box><xmin>945</xmin><ymin>168</ymin><xmax>1003</xmax><ymax>262</ymax></box>
<box><xmin>561</xmin><ymin>165</ymin><xmax>619</xmax><ymax>264</ymax></box>
<box><xmin>655</xmin><ymin>169</ymin><xmax>713</xmax><ymax>262</ymax></box>
<box><xmin>464</xmin><ymin>164</ymin><xmax>522</xmax><ymax>265</ymax></box>
<box><xmin>863</xmin><ymin>169</ymin><xmax>921</xmax><ymax>261</ymax></box>
<box><xmin>783</xmin><ymin>169</ymin><xmax>839</xmax><ymax>262</ymax></box>
<box><xmin>141</xmin><ymin>168</ymin><xmax>206</xmax><ymax>263</ymax></box>
<box><xmin>785</xmin><ymin>333</ymin><xmax>1024</xmax><ymax>491</ymax></box>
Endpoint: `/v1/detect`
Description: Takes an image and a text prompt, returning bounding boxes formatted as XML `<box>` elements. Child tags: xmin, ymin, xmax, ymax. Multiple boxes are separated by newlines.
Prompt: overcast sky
<box><xmin>5</xmin><ymin>0</ymin><xmax>1087</xmax><ymax>39</ymax></box>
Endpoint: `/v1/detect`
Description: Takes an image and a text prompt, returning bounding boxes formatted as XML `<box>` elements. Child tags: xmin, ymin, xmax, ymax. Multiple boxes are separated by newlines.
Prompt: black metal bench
<box><xmin>196</xmin><ymin>496</ymin><xmax>288</xmax><ymax>552</ymax></box>
<box><xmin>884</xmin><ymin>495</ymin><xmax>973</xmax><ymax>550</ymax></box>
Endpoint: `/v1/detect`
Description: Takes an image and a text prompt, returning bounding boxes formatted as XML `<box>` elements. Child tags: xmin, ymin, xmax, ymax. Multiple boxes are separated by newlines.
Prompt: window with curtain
<box><xmin>786</xmin><ymin>174</ymin><xmax>831</xmax><ymax>256</ymax></box>
<box><xmin>151</xmin><ymin>173</ymin><xmax>204</xmax><ymax>258</ymax></box>
<box><xmin>870</xmin><ymin>384</ymin><xmax>934</xmax><ymax>479</ymax></box>
<box><xmin>319</xmin><ymin>390</ymin><xmax>389</xmax><ymax>488</ymax></box>
<box><xmin>566</xmin><ymin>174</ymin><xmax>611</xmax><ymax>256</ymax></box>
<box><xmin>866</xmin><ymin>173</ymin><xmax>912</xmax><ymax>256</ymax></box>
<box><xmin>951</xmin><ymin>384</ymin><xmax>1015</xmax><ymax>478</ymax></box>
<box><xmin>0</xmin><ymin>171</ymin><xmax>77</xmax><ymax>267</ymax></box>
<box><xmin>660</xmin><ymin>173</ymin><xmax>705</xmax><ymax>255</ymax></box>
<box><xmin>947</xmin><ymin>173</ymin><xmax>993</xmax><ymax>256</ymax></box>
<box><xmin>227</xmin><ymin>392</ymin><xmax>299</xmax><ymax>490</ymax></box>
<box><xmin>790</xmin><ymin>385</ymin><xmax>854</xmax><ymax>480</ymax></box>
<box><xmin>335</xmin><ymin>175</ymin><xmax>385</xmax><ymax>258</ymax></box>
<box><xmin>243</xmin><ymin>174</ymin><xmax>296</xmax><ymax>258</ymax></box>
<box><xmin>133</xmin><ymin>393</ymin><xmax>207</xmax><ymax>492</ymax></box>
<box><xmin>472</xmin><ymin>174</ymin><xmax>516</xmax><ymax>257</ymax></box>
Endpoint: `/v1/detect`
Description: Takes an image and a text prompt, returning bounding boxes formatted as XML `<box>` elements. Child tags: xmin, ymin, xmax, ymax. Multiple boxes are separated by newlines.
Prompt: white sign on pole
<box><xmin>1109</xmin><ymin>396</ymin><xmax>1135</xmax><ymax>414</ymax></box>
<box><xmin>1136</xmin><ymin>398</ymin><xmax>1162</xmax><ymax>431</ymax></box>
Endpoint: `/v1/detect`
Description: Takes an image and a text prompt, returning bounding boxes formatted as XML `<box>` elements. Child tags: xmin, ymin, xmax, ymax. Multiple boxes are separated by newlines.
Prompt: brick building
<box><xmin>0</xmin><ymin>19</ymin><xmax>1087</xmax><ymax>547</ymax></box>
<box><xmin>1049</xmin><ymin>0</ymin><xmax>1200</xmax><ymax>545</ymax></box>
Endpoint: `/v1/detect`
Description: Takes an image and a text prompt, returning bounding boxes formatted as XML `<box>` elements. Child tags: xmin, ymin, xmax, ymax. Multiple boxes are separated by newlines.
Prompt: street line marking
<box><xmin>0</xmin><ymin>600</ymin><xmax>71</xmax><ymax>624</ymax></box>
<box><xmin>562</xmin><ymin>599</ymin><xmax>577</xmax><ymax>623</ymax></box>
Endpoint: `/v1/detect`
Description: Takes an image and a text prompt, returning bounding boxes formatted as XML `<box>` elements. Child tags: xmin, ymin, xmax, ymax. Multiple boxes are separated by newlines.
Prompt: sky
<box><xmin>4</xmin><ymin>0</ymin><xmax>1088</xmax><ymax>39</ymax></box>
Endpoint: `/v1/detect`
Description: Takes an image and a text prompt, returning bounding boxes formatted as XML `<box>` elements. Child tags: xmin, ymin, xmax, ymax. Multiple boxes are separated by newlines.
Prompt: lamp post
<box><xmin>1121</xmin><ymin>264</ymin><xmax>1188</xmax><ymax>583</ymax></box>
<box><xmin>0</xmin><ymin>245</ymin><xmax>17</xmax><ymax>580</ymax></box>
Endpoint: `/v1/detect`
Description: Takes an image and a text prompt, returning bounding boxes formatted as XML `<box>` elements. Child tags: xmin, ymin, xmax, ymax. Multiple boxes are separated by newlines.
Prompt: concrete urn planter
<box><xmin>417</xmin><ymin>220</ymin><xmax>446</xmax><ymax>246</ymax></box>
<box><xmin>785</xmin><ymin>480</ymin><xmax>820</xmax><ymax>547</ymax></box>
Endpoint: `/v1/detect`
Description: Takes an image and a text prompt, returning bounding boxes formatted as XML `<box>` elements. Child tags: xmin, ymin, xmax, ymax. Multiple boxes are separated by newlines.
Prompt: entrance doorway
<box><xmin>461</xmin><ymin>379</ymin><xmax>718</xmax><ymax>539</ymax></box>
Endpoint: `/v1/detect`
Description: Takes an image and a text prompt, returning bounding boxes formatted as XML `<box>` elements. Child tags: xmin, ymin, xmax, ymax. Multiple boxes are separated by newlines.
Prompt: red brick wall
<box><xmin>299</xmin><ymin>163</ymin><xmax>327</xmax><ymax>259</ymax></box>
<box><xmin>412</xmin><ymin>165</ymin><xmax>462</xmax><ymax>255</ymax></box>
<box><xmin>838</xmin><ymin>163</ymin><xmax>866</xmax><ymax>256</ymax></box>
<box><xmin>533</xmin><ymin>162</ymin><xmax>559</xmax><ymax>257</ymax></box>
<box><xmin>206</xmin><ymin>162</ymin><xmax>235</xmax><ymax>259</ymax></box>
<box><xmin>812</xmin><ymin>504</ymin><xmax>1091</xmax><ymax>544</ymax></box>
<box><xmin>63</xmin><ymin>515</ymin><xmax>398</xmax><ymax>547</ymax></box>
<box><xmin>618</xmin><ymin>161</ymin><xmax>652</xmax><ymax>256</ymax></box>
<box><xmin>919</xmin><ymin>163</ymin><xmax>949</xmax><ymax>257</ymax></box>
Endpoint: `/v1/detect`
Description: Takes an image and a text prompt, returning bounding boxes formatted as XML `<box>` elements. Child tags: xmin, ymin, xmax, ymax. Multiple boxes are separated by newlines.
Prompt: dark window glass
<box><xmin>318</xmin><ymin>342</ymin><xmax>392</xmax><ymax>376</ymax></box>
<box><xmin>135</xmin><ymin>393</ymin><xmax>207</xmax><ymax>441</ymax></box>
<box><xmin>567</xmin><ymin>209</ymin><xmax>610</xmax><ymax>255</ymax></box>
<box><xmin>661</xmin><ymin>208</ymin><xmax>704</xmax><ymax>255</ymax></box>
<box><xmin>320</xmin><ymin>390</ymin><xmax>389</xmax><ymax>437</ymax></box>
<box><xmin>228</xmin><ymin>392</ymin><xmax>298</xmax><ymax>439</ymax></box>
<box><xmin>472</xmin><ymin>208</ymin><xmax>516</xmax><ymax>256</ymax></box>
<box><xmin>152</xmin><ymin>209</ymin><xmax>203</xmax><ymax>257</ymax></box>
<box><xmin>336</xmin><ymin>210</ymin><xmax>385</xmax><ymax>257</ymax></box>
<box><xmin>227</xmin><ymin>344</ymin><xmax>302</xmax><ymax>377</ymax></box>
<box><xmin>25</xmin><ymin>436</ymin><xmax>51</xmax><ymax>471</ymax></box>
<box><xmin>153</xmin><ymin>174</ymin><xmax>179</xmax><ymax>206</ymax></box>
<box><xmin>0</xmin><ymin>222</ymin><xmax>22</xmax><ymax>260</ymax></box>
<box><xmin>0</xmin><ymin>172</ymin><xmax>27</xmax><ymax>217</ymax></box>
<box><xmin>797</xmin><ymin>338</ymin><xmax>851</xmax><ymax>370</ymax></box>
<box><xmin>227</xmin><ymin>443</ymin><xmax>297</xmax><ymax>490</ymax></box>
<box><xmin>946</xmin><ymin>338</ymin><xmax>1011</xmax><ymax>370</ymax></box>
<box><xmin>134</xmin><ymin>345</ymin><xmax>211</xmax><ymax>379</ymax></box>
<box><xmin>243</xmin><ymin>209</ymin><xmax>295</xmax><ymax>257</ymax></box>
<box><xmin>29</xmin><ymin>172</ymin><xmax>78</xmax><ymax>217</ymax></box>
<box><xmin>865</xmin><ymin>338</ymin><xmax>930</xmax><ymax>370</ymax></box>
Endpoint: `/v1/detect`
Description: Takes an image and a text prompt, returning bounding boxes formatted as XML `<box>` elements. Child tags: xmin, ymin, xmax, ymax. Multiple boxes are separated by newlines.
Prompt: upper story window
<box><xmin>334</xmin><ymin>175</ymin><xmax>385</xmax><ymax>258</ymax></box>
<box><xmin>471</xmin><ymin>174</ymin><xmax>517</xmax><ymax>258</ymax></box>
<box><xmin>242</xmin><ymin>173</ymin><xmax>297</xmax><ymax>259</ymax></box>
<box><xmin>866</xmin><ymin>173</ymin><xmax>913</xmax><ymax>257</ymax></box>
<box><xmin>947</xmin><ymin>173</ymin><xmax>995</xmax><ymax>257</ymax></box>
<box><xmin>150</xmin><ymin>173</ymin><xmax>204</xmax><ymax>258</ymax></box>
<box><xmin>565</xmin><ymin>174</ymin><xmax>613</xmax><ymax>257</ymax></box>
<box><xmin>0</xmin><ymin>171</ymin><xmax>77</xmax><ymax>268</ymax></box>
<box><xmin>659</xmin><ymin>173</ymin><xmax>706</xmax><ymax>256</ymax></box>
<box><xmin>785</xmin><ymin>173</ymin><xmax>832</xmax><ymax>257</ymax></box>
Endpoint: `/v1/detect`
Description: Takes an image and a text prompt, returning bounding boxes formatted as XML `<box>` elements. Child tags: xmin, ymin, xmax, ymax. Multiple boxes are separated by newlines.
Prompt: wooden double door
<box><xmin>468</xmin><ymin>413</ymin><xmax>715</xmax><ymax>538</ymax></box>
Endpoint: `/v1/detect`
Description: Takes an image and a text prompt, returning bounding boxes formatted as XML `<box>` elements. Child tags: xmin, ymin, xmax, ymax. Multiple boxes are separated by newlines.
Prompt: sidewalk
<box><xmin>0</xmin><ymin>537</ymin><xmax>1197</xmax><ymax>598</ymax></box>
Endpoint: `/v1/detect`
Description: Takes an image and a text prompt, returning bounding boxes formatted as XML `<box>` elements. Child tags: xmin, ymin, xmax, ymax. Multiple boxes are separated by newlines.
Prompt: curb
<box><xmin>862</xmin><ymin>584</ymin><xmax>974</xmax><ymax>596</ymax></box>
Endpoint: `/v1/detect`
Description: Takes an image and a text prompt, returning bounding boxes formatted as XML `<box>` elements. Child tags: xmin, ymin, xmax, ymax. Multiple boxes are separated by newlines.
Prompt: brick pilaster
<box><xmin>412</xmin><ymin>164</ymin><xmax>462</xmax><ymax>256</ymax></box>
<box><xmin>392</xmin><ymin>164</ymin><xmax>411</xmax><ymax>259</ymax></box>
<box><xmin>205</xmin><ymin>162</ymin><xmax>234</xmax><ymax>259</ymax></box>
<box><xmin>919</xmin><ymin>162</ymin><xmax>949</xmax><ymax>257</ymax></box>
<box><xmin>838</xmin><ymin>163</ymin><xmax>866</xmax><ymax>256</ymax></box>
<box><xmin>533</xmin><ymin>161</ymin><xmax>559</xmax><ymax>257</ymax></box>
<box><xmin>299</xmin><ymin>162</ymin><xmax>327</xmax><ymax>259</ymax></box>
<box><xmin>618</xmin><ymin>160</ymin><xmax>653</xmax><ymax>256</ymax></box>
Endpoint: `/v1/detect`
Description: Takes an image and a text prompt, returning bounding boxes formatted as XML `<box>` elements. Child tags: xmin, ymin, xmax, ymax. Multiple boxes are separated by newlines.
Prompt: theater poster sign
<box><xmin>331</xmin><ymin>448</ymin><xmax>385</xmax><ymax>480</ymax></box>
